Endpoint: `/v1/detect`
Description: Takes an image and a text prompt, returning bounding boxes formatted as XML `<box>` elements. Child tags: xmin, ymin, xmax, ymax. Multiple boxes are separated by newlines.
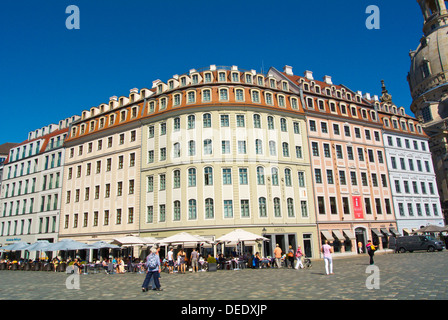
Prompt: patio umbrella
<box><xmin>159</xmin><ymin>232</ymin><xmax>212</xmax><ymax>246</ymax></box>
<box><xmin>216</xmin><ymin>229</ymin><xmax>269</xmax><ymax>243</ymax></box>
<box><xmin>0</xmin><ymin>241</ymin><xmax>29</xmax><ymax>252</ymax></box>
<box><xmin>23</xmin><ymin>240</ymin><xmax>51</xmax><ymax>251</ymax></box>
<box><xmin>111</xmin><ymin>236</ymin><xmax>150</xmax><ymax>246</ymax></box>
<box><xmin>45</xmin><ymin>239</ymin><xmax>90</xmax><ymax>251</ymax></box>
<box><xmin>87</xmin><ymin>241</ymin><xmax>120</xmax><ymax>249</ymax></box>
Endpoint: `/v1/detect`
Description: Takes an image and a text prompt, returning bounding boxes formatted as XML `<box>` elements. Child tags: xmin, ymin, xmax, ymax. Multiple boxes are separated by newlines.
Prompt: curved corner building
<box><xmin>61</xmin><ymin>65</ymin><xmax>319</xmax><ymax>258</ymax></box>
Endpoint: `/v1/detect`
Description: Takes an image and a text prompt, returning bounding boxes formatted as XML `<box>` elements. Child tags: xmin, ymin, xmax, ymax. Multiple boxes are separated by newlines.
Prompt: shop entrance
<box><xmin>263</xmin><ymin>233</ymin><xmax>297</xmax><ymax>258</ymax></box>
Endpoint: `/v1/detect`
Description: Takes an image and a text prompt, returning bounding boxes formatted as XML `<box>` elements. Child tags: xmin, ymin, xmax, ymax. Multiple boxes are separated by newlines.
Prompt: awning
<box><xmin>343</xmin><ymin>229</ymin><xmax>355</xmax><ymax>239</ymax></box>
<box><xmin>402</xmin><ymin>228</ymin><xmax>411</xmax><ymax>235</ymax></box>
<box><xmin>380</xmin><ymin>228</ymin><xmax>392</xmax><ymax>236</ymax></box>
<box><xmin>371</xmin><ymin>228</ymin><xmax>384</xmax><ymax>237</ymax></box>
<box><xmin>321</xmin><ymin>230</ymin><xmax>334</xmax><ymax>241</ymax></box>
<box><xmin>332</xmin><ymin>230</ymin><xmax>345</xmax><ymax>241</ymax></box>
<box><xmin>390</xmin><ymin>228</ymin><xmax>401</xmax><ymax>236</ymax></box>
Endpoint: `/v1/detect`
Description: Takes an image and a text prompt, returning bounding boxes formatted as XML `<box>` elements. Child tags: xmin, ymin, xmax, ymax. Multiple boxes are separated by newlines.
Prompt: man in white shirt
<box><xmin>167</xmin><ymin>247</ymin><xmax>174</xmax><ymax>274</ymax></box>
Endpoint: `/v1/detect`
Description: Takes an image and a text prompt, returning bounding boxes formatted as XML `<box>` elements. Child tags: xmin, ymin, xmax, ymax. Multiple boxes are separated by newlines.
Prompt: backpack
<box><xmin>146</xmin><ymin>253</ymin><xmax>158</xmax><ymax>269</ymax></box>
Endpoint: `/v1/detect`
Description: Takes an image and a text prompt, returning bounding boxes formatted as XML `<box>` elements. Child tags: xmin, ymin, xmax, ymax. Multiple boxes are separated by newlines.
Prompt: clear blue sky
<box><xmin>0</xmin><ymin>0</ymin><xmax>424</xmax><ymax>143</ymax></box>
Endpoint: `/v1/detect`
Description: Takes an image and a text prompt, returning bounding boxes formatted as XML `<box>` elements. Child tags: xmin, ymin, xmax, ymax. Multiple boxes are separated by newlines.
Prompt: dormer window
<box><xmin>168</xmin><ymin>80</ymin><xmax>174</xmax><ymax>90</ymax></box>
<box><xmin>232</xmin><ymin>72</ymin><xmax>239</xmax><ymax>82</ymax></box>
<box><xmin>303</xmin><ymin>83</ymin><xmax>309</xmax><ymax>91</ymax></box>
<box><xmin>278</xmin><ymin>95</ymin><xmax>285</xmax><ymax>107</ymax></box>
<box><xmin>265</xmin><ymin>93</ymin><xmax>273</xmax><ymax>105</ymax></box>
<box><xmin>180</xmin><ymin>77</ymin><xmax>187</xmax><ymax>86</ymax></box>
<box><xmin>120</xmin><ymin>110</ymin><xmax>127</xmax><ymax>122</ymax></box>
<box><xmin>257</xmin><ymin>76</ymin><xmax>264</xmax><ymax>86</ymax></box>
<box><xmin>270</xmin><ymin>79</ymin><xmax>276</xmax><ymax>88</ymax></box>
<box><xmin>192</xmin><ymin>74</ymin><xmax>199</xmax><ymax>84</ymax></box>
<box><xmin>314</xmin><ymin>86</ymin><xmax>320</xmax><ymax>94</ymax></box>
<box><xmin>218</xmin><ymin>72</ymin><xmax>226</xmax><ymax>82</ymax></box>
<box><xmin>204</xmin><ymin>73</ymin><xmax>212</xmax><ymax>83</ymax></box>
<box><xmin>245</xmin><ymin>74</ymin><xmax>252</xmax><ymax>84</ymax></box>
<box><xmin>282</xmin><ymin>81</ymin><xmax>288</xmax><ymax>91</ymax></box>
<box><xmin>306</xmin><ymin>97</ymin><xmax>314</xmax><ymax>109</ymax></box>
<box><xmin>290</xmin><ymin>97</ymin><xmax>298</xmax><ymax>109</ymax></box>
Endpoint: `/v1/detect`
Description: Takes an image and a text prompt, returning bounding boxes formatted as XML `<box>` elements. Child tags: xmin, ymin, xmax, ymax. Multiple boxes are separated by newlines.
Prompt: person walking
<box><xmin>141</xmin><ymin>246</ymin><xmax>163</xmax><ymax>292</ymax></box>
<box><xmin>274</xmin><ymin>244</ymin><xmax>282</xmax><ymax>268</ymax></box>
<box><xmin>321</xmin><ymin>240</ymin><xmax>334</xmax><ymax>275</ymax></box>
<box><xmin>295</xmin><ymin>245</ymin><xmax>304</xmax><ymax>269</ymax></box>
<box><xmin>366</xmin><ymin>240</ymin><xmax>376</xmax><ymax>265</ymax></box>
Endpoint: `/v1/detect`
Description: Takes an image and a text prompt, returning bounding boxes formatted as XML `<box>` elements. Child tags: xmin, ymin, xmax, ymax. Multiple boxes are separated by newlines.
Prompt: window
<box><xmin>257</xmin><ymin>167</ymin><xmax>265</xmax><ymax>185</ymax></box>
<box><xmin>188</xmin><ymin>199</ymin><xmax>197</xmax><ymax>220</ymax></box>
<box><xmin>271</xmin><ymin>167</ymin><xmax>279</xmax><ymax>186</ymax></box>
<box><xmin>280</xmin><ymin>118</ymin><xmax>287</xmax><ymax>132</ymax></box>
<box><xmin>187</xmin><ymin>91</ymin><xmax>195</xmax><ymax>103</ymax></box>
<box><xmin>287</xmin><ymin>198</ymin><xmax>294</xmax><ymax>217</ymax></box>
<box><xmin>173</xmin><ymin>170</ymin><xmax>181</xmax><ymax>188</ymax></box>
<box><xmin>315</xmin><ymin>169</ymin><xmax>322</xmax><ymax>184</ymax></box>
<box><xmin>222</xmin><ymin>140</ymin><xmax>230</xmax><ymax>154</ymax></box>
<box><xmin>188</xmin><ymin>168</ymin><xmax>196</xmax><ymax>187</ymax></box>
<box><xmin>203</xmin><ymin>89</ymin><xmax>211</xmax><ymax>102</ymax></box>
<box><xmin>282</xmin><ymin>142</ymin><xmax>289</xmax><ymax>157</ymax></box>
<box><xmin>259</xmin><ymin>197</ymin><xmax>267</xmax><ymax>217</ymax></box>
<box><xmin>236</xmin><ymin>89</ymin><xmax>244</xmax><ymax>101</ymax></box>
<box><xmin>187</xmin><ymin>115</ymin><xmax>195</xmax><ymax>129</ymax></box>
<box><xmin>173</xmin><ymin>201</ymin><xmax>181</xmax><ymax>221</ymax></box>
<box><xmin>219</xmin><ymin>88</ymin><xmax>228</xmax><ymax>101</ymax></box>
<box><xmin>255</xmin><ymin>139</ymin><xmax>263</xmax><ymax>154</ymax></box>
<box><xmin>173</xmin><ymin>117</ymin><xmax>181</xmax><ymax>131</ymax></box>
<box><xmin>203</xmin><ymin>113</ymin><xmax>211</xmax><ymax>128</ymax></box>
<box><xmin>238</xmin><ymin>141</ymin><xmax>247</xmax><ymax>154</ymax></box>
<box><xmin>236</xmin><ymin>115</ymin><xmax>245</xmax><ymax>127</ymax></box>
<box><xmin>269</xmin><ymin>141</ymin><xmax>276</xmax><ymax>156</ymax></box>
<box><xmin>188</xmin><ymin>140</ymin><xmax>196</xmax><ymax>156</ymax></box>
<box><xmin>318</xmin><ymin>197</ymin><xmax>325</xmax><ymax>214</ymax></box>
<box><xmin>224</xmin><ymin>200</ymin><xmax>233</xmax><ymax>218</ymax></box>
<box><xmin>204</xmin><ymin>139</ymin><xmax>212</xmax><ymax>155</ymax></box>
<box><xmin>267</xmin><ymin>116</ymin><xmax>274</xmax><ymax>129</ymax></box>
<box><xmin>222</xmin><ymin>168</ymin><xmax>232</xmax><ymax>185</ymax></box>
<box><xmin>253</xmin><ymin>114</ymin><xmax>261</xmax><ymax>128</ymax></box>
<box><xmin>205</xmin><ymin>198</ymin><xmax>214</xmax><ymax>219</ymax></box>
<box><xmin>240</xmin><ymin>200</ymin><xmax>250</xmax><ymax>217</ymax></box>
<box><xmin>239</xmin><ymin>168</ymin><xmax>248</xmax><ymax>185</ymax></box>
<box><xmin>221</xmin><ymin>115</ymin><xmax>229</xmax><ymax>127</ymax></box>
<box><xmin>204</xmin><ymin>167</ymin><xmax>213</xmax><ymax>186</ymax></box>
<box><xmin>274</xmin><ymin>198</ymin><xmax>281</xmax><ymax>217</ymax></box>
<box><xmin>252</xmin><ymin>90</ymin><xmax>260</xmax><ymax>103</ymax></box>
<box><xmin>173</xmin><ymin>143</ymin><xmax>181</xmax><ymax>158</ymax></box>
<box><xmin>298</xmin><ymin>171</ymin><xmax>305</xmax><ymax>187</ymax></box>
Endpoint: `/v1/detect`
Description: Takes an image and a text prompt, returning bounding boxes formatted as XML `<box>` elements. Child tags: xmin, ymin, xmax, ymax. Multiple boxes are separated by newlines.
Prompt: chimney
<box><xmin>109</xmin><ymin>96</ymin><xmax>118</xmax><ymax>101</ymax></box>
<box><xmin>363</xmin><ymin>92</ymin><xmax>371</xmax><ymax>100</ymax></box>
<box><xmin>323</xmin><ymin>75</ymin><xmax>332</xmax><ymax>84</ymax></box>
<box><xmin>304</xmin><ymin>70</ymin><xmax>314</xmax><ymax>80</ymax></box>
<box><xmin>152</xmin><ymin>79</ymin><xmax>161</xmax><ymax>88</ymax></box>
<box><xmin>210</xmin><ymin>65</ymin><xmax>216</xmax><ymax>71</ymax></box>
<box><xmin>283</xmin><ymin>65</ymin><xmax>293</xmax><ymax>76</ymax></box>
<box><xmin>130</xmin><ymin>88</ymin><xmax>139</xmax><ymax>94</ymax></box>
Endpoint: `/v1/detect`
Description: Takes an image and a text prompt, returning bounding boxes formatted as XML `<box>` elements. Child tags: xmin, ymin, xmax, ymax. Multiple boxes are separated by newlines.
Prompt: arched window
<box><xmin>204</xmin><ymin>167</ymin><xmax>213</xmax><ymax>186</ymax></box>
<box><xmin>188</xmin><ymin>199</ymin><xmax>197</xmax><ymax>220</ymax></box>
<box><xmin>203</xmin><ymin>113</ymin><xmax>211</xmax><ymax>128</ymax></box>
<box><xmin>274</xmin><ymin>197</ymin><xmax>281</xmax><ymax>217</ymax></box>
<box><xmin>259</xmin><ymin>197</ymin><xmax>267</xmax><ymax>217</ymax></box>
<box><xmin>257</xmin><ymin>167</ymin><xmax>265</xmax><ymax>185</ymax></box>
<box><xmin>173</xmin><ymin>200</ymin><xmax>181</xmax><ymax>221</ymax></box>
<box><xmin>188</xmin><ymin>168</ymin><xmax>196</xmax><ymax>187</ymax></box>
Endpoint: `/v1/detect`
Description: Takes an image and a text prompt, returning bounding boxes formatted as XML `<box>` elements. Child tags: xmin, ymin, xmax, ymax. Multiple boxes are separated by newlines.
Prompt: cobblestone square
<box><xmin>1</xmin><ymin>251</ymin><xmax>447</xmax><ymax>301</ymax></box>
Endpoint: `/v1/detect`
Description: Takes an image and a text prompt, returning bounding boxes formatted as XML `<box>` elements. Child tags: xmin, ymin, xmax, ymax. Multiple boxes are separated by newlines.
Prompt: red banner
<box><xmin>352</xmin><ymin>196</ymin><xmax>364</xmax><ymax>219</ymax></box>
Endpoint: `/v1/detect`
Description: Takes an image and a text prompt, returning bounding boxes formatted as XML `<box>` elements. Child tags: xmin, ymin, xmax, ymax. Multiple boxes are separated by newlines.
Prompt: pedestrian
<box><xmin>177</xmin><ymin>248</ymin><xmax>186</xmax><ymax>274</ymax></box>
<box><xmin>287</xmin><ymin>245</ymin><xmax>295</xmax><ymax>268</ymax></box>
<box><xmin>141</xmin><ymin>246</ymin><xmax>163</xmax><ymax>292</ymax></box>
<box><xmin>274</xmin><ymin>244</ymin><xmax>282</xmax><ymax>268</ymax></box>
<box><xmin>366</xmin><ymin>240</ymin><xmax>376</xmax><ymax>265</ymax></box>
<box><xmin>321</xmin><ymin>240</ymin><xmax>334</xmax><ymax>275</ymax></box>
<box><xmin>295</xmin><ymin>245</ymin><xmax>304</xmax><ymax>269</ymax></box>
<box><xmin>167</xmin><ymin>247</ymin><xmax>174</xmax><ymax>274</ymax></box>
<box><xmin>358</xmin><ymin>241</ymin><xmax>363</xmax><ymax>254</ymax></box>
<box><xmin>190</xmin><ymin>248</ymin><xmax>199</xmax><ymax>272</ymax></box>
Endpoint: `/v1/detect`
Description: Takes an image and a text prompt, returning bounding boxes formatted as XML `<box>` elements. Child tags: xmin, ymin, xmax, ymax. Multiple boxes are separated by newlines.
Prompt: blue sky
<box><xmin>0</xmin><ymin>0</ymin><xmax>424</xmax><ymax>143</ymax></box>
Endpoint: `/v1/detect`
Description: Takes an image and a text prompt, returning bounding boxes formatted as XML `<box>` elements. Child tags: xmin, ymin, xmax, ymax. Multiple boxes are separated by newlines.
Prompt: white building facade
<box><xmin>0</xmin><ymin>116</ymin><xmax>78</xmax><ymax>253</ymax></box>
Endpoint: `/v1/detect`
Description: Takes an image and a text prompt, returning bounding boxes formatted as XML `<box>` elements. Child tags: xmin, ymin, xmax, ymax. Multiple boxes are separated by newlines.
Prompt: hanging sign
<box><xmin>353</xmin><ymin>196</ymin><xmax>364</xmax><ymax>219</ymax></box>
